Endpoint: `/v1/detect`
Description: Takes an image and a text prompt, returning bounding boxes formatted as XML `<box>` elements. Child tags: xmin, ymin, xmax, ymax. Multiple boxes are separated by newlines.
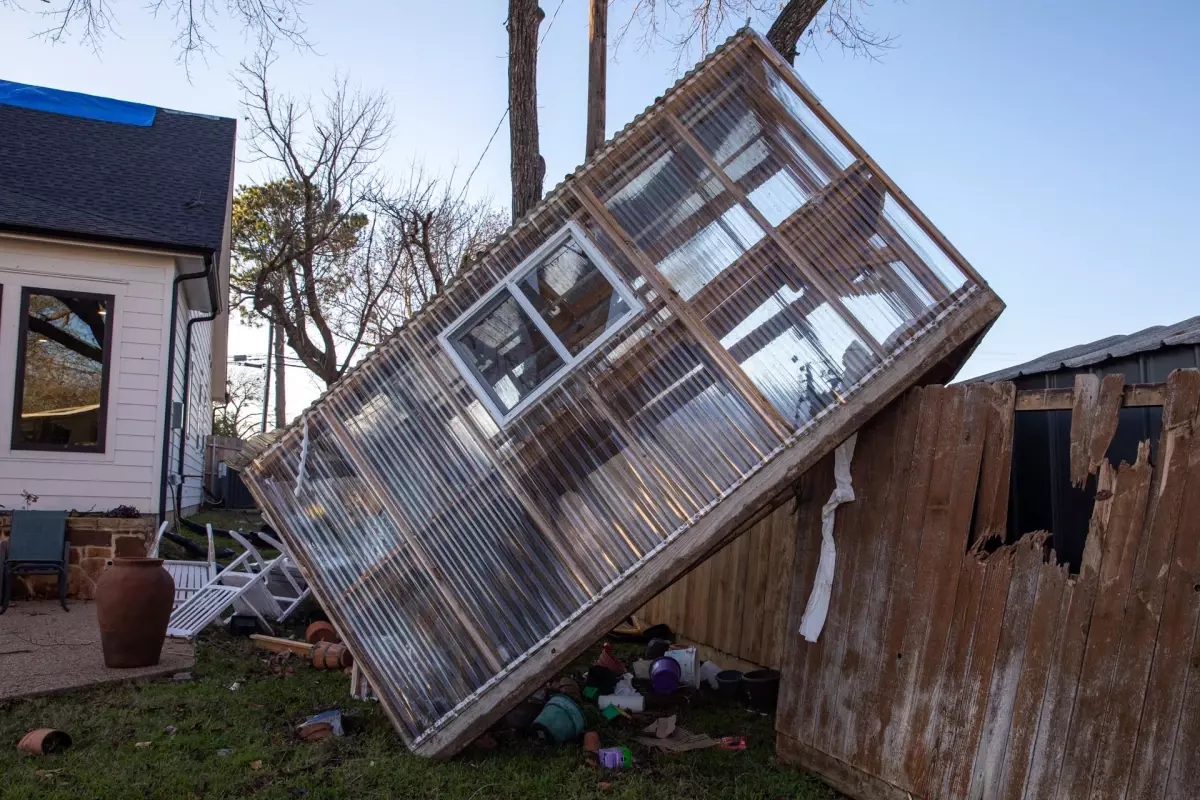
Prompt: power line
<box><xmin>456</xmin><ymin>0</ymin><xmax>570</xmax><ymax>206</ymax></box>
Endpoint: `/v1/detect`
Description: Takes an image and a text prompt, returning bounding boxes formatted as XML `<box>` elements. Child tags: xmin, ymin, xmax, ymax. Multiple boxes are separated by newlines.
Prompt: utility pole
<box><xmin>273</xmin><ymin>317</ymin><xmax>287</xmax><ymax>427</ymax></box>
<box><xmin>261</xmin><ymin>320</ymin><xmax>273</xmax><ymax>433</ymax></box>
<box><xmin>585</xmin><ymin>0</ymin><xmax>607</xmax><ymax>159</ymax></box>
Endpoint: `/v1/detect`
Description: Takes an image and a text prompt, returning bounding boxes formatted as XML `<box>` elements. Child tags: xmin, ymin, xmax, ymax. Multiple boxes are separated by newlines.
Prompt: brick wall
<box><xmin>0</xmin><ymin>516</ymin><xmax>156</xmax><ymax>601</ymax></box>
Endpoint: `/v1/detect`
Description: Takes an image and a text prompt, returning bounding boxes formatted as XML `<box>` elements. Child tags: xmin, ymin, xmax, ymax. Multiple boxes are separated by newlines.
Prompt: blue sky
<box><xmin>2</xmin><ymin>0</ymin><xmax>1197</xmax><ymax>416</ymax></box>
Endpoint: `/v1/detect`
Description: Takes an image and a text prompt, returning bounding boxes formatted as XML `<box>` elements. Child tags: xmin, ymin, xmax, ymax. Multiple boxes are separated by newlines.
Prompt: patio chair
<box><xmin>149</xmin><ymin>521</ymin><xmax>219</xmax><ymax>609</ymax></box>
<box><xmin>1</xmin><ymin>510</ymin><xmax>70</xmax><ymax>614</ymax></box>
<box><xmin>166</xmin><ymin>531</ymin><xmax>278</xmax><ymax>639</ymax></box>
<box><xmin>253</xmin><ymin>531</ymin><xmax>311</xmax><ymax>623</ymax></box>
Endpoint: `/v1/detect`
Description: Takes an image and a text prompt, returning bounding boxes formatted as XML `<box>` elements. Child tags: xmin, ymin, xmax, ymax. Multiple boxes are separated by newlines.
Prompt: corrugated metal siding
<box><xmin>244</xmin><ymin>30</ymin><xmax>984</xmax><ymax>747</ymax></box>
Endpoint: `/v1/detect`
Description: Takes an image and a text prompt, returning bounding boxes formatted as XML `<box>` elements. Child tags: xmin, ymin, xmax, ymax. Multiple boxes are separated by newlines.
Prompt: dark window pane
<box><xmin>452</xmin><ymin>290</ymin><xmax>564</xmax><ymax>414</ymax></box>
<box><xmin>516</xmin><ymin>240</ymin><xmax>630</xmax><ymax>356</ymax></box>
<box><xmin>15</xmin><ymin>291</ymin><xmax>111</xmax><ymax>450</ymax></box>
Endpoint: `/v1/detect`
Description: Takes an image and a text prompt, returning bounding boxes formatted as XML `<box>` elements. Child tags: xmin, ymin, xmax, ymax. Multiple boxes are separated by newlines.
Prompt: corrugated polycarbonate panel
<box><xmin>244</xmin><ymin>30</ymin><xmax>982</xmax><ymax>751</ymax></box>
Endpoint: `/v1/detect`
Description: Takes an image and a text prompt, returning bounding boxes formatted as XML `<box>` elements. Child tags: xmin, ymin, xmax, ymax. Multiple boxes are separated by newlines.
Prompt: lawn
<box><xmin>1</xmin><ymin>631</ymin><xmax>837</xmax><ymax>799</ymax></box>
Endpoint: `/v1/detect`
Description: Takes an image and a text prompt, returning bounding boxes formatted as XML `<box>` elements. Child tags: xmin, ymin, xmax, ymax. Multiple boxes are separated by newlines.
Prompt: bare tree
<box><xmin>230</xmin><ymin>49</ymin><xmax>393</xmax><ymax>387</ymax></box>
<box><xmin>213</xmin><ymin>368</ymin><xmax>265</xmax><ymax>439</ymax></box>
<box><xmin>614</xmin><ymin>0</ymin><xmax>894</xmax><ymax>64</ymax></box>
<box><xmin>353</xmin><ymin>169</ymin><xmax>507</xmax><ymax>345</ymax></box>
<box><xmin>3</xmin><ymin>0</ymin><xmax>309</xmax><ymax>69</ymax></box>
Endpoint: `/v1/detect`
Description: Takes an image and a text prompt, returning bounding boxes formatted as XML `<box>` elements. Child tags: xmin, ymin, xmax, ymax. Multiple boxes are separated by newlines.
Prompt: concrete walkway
<box><xmin>0</xmin><ymin>600</ymin><xmax>194</xmax><ymax>700</ymax></box>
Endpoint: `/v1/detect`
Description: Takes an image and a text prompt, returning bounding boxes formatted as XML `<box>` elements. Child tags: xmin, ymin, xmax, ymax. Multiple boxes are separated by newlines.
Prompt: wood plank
<box><xmin>776</xmin><ymin>454</ymin><xmax>837</xmax><ymax>745</ymax></box>
<box><xmin>777</xmin><ymin>731</ymin><xmax>918</xmax><ymax>800</ymax></box>
<box><xmin>1014</xmin><ymin>383</ymin><xmax>1165</xmax><ymax>412</ymax></box>
<box><xmin>1069</xmin><ymin>373</ymin><xmax>1125</xmax><ymax>487</ymax></box>
<box><xmin>1126</xmin><ymin>370</ymin><xmax>1200</xmax><ymax>800</ymax></box>
<box><xmin>1087</xmin><ymin>370</ymin><xmax>1200</xmax><ymax>799</ymax></box>
<box><xmin>859</xmin><ymin>385</ymin><xmax>945</xmax><ymax>777</ymax></box>
<box><xmin>761</xmin><ymin>500</ymin><xmax>799</xmax><ymax>668</ymax></box>
<box><xmin>847</xmin><ymin>390</ymin><xmax>925</xmax><ymax>763</ymax></box>
<box><xmin>1054</xmin><ymin>444</ymin><xmax>1152</xmax><ymax>799</ymax></box>
<box><xmin>963</xmin><ymin>533</ymin><xmax>1045</xmax><ymax>799</ymax></box>
<box><xmin>412</xmin><ymin>288</ymin><xmax>1001</xmax><ymax>758</ymax></box>
<box><xmin>996</xmin><ymin>549</ymin><xmax>1069</xmax><ymax>800</ymax></box>
<box><xmin>819</xmin><ymin>403</ymin><xmax>901</xmax><ymax>763</ymax></box>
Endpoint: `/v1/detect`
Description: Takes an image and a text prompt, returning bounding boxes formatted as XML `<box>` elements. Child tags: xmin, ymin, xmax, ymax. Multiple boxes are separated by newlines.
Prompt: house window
<box><xmin>12</xmin><ymin>287</ymin><xmax>114</xmax><ymax>453</ymax></box>
<box><xmin>440</xmin><ymin>221</ymin><xmax>642</xmax><ymax>426</ymax></box>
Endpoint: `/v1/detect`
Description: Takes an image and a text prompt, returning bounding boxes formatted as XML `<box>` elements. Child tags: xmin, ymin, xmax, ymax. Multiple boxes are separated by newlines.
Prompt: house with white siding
<box><xmin>0</xmin><ymin>80</ymin><xmax>234</xmax><ymax>519</ymax></box>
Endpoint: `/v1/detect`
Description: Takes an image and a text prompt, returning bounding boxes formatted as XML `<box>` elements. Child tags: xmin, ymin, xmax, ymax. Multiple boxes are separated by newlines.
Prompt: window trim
<box><xmin>11</xmin><ymin>286</ymin><xmax>115</xmax><ymax>454</ymax></box>
<box><xmin>439</xmin><ymin>220</ymin><xmax>643</xmax><ymax>428</ymax></box>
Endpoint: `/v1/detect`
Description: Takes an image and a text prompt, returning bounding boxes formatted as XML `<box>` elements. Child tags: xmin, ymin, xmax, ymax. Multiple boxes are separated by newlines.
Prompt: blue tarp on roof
<box><xmin>0</xmin><ymin>79</ymin><xmax>156</xmax><ymax>126</ymax></box>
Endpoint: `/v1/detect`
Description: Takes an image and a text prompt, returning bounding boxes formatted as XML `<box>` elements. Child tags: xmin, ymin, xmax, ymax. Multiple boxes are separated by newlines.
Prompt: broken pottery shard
<box><xmin>242</xmin><ymin>27</ymin><xmax>1001</xmax><ymax>759</ymax></box>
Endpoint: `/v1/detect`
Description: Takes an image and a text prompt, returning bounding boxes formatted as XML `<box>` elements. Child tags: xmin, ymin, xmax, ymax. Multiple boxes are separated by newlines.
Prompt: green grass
<box><xmin>0</xmin><ymin>634</ymin><xmax>837</xmax><ymax>799</ymax></box>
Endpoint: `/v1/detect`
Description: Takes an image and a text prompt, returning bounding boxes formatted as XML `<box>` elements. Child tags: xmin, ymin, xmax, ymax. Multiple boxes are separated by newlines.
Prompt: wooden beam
<box><xmin>749</xmin><ymin>34</ymin><xmax>988</xmax><ymax>291</ymax></box>
<box><xmin>572</xmin><ymin>182</ymin><xmax>794</xmax><ymax>440</ymax></box>
<box><xmin>585</xmin><ymin>0</ymin><xmax>607</xmax><ymax>159</ymax></box>
<box><xmin>663</xmin><ymin>112</ymin><xmax>889</xmax><ymax>361</ymax></box>
<box><xmin>1013</xmin><ymin>382</ymin><xmax>1165</xmax><ymax>412</ymax></box>
<box><xmin>412</xmin><ymin>286</ymin><xmax>1003</xmax><ymax>758</ymax></box>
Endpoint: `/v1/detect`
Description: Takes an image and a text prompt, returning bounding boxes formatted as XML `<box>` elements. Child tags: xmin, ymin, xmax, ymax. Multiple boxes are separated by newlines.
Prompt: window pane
<box><xmin>17</xmin><ymin>291</ymin><xmax>111</xmax><ymax>449</ymax></box>
<box><xmin>452</xmin><ymin>290</ymin><xmax>565</xmax><ymax>414</ymax></box>
<box><xmin>516</xmin><ymin>239</ymin><xmax>630</xmax><ymax>356</ymax></box>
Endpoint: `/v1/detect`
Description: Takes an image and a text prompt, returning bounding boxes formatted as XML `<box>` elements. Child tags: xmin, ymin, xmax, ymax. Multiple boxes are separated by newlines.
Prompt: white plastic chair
<box><xmin>150</xmin><ymin>522</ymin><xmax>219</xmax><ymax>609</ymax></box>
<box><xmin>166</xmin><ymin>530</ymin><xmax>273</xmax><ymax>639</ymax></box>
<box><xmin>254</xmin><ymin>531</ymin><xmax>310</xmax><ymax>623</ymax></box>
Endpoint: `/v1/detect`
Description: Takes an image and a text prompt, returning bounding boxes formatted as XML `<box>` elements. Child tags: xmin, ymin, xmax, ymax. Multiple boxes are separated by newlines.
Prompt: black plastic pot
<box><xmin>645</xmin><ymin>638</ymin><xmax>671</xmax><ymax>660</ymax></box>
<box><xmin>743</xmin><ymin>668</ymin><xmax>781</xmax><ymax>711</ymax></box>
<box><xmin>716</xmin><ymin>669</ymin><xmax>744</xmax><ymax>698</ymax></box>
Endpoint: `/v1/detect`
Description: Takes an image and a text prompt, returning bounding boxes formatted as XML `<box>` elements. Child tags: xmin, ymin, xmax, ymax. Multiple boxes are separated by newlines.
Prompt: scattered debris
<box><xmin>698</xmin><ymin>660</ymin><xmax>722</xmax><ymax>690</ymax></box>
<box><xmin>311</xmin><ymin>642</ymin><xmax>352</xmax><ymax>670</ymax></box>
<box><xmin>597</xmin><ymin>746</ymin><xmax>633</xmax><ymax>768</ymax></box>
<box><xmin>135</xmin><ymin>742</ymin><xmax>152</xmax><ymax>749</ymax></box>
<box><xmin>17</xmin><ymin>729</ymin><xmax>72</xmax><ymax>756</ymax></box>
<box><xmin>532</xmin><ymin>695</ymin><xmax>585</xmax><ymax>744</ymax></box>
<box><xmin>582</xmin><ymin>731</ymin><xmax>601</xmax><ymax>753</ymax></box>
<box><xmin>716</xmin><ymin>735</ymin><xmax>747</xmax><ymax>751</ymax></box>
<box><xmin>171</xmin><ymin>671</ymin><xmax>193</xmax><ymax>682</ymax></box>
<box><xmin>631</xmin><ymin>659</ymin><xmax>652</xmax><ymax>680</ymax></box>
<box><xmin>649</xmin><ymin>657</ymin><xmax>682</xmax><ymax>694</ymax></box>
<box><xmin>229</xmin><ymin>682</ymin><xmax>241</xmax><ymax>692</ymax></box>
<box><xmin>249</xmin><ymin>760</ymin><xmax>263</xmax><ymax>770</ymax></box>
<box><xmin>645</xmin><ymin>638</ymin><xmax>670</xmax><ymax>660</ymax></box>
<box><xmin>228</xmin><ymin>615</ymin><xmax>260</xmax><ymax>637</ymax></box>
<box><xmin>164</xmin><ymin>726</ymin><xmax>178</xmax><ymax>736</ymax></box>
<box><xmin>34</xmin><ymin>769</ymin><xmax>62</xmax><ymax>778</ymax></box>
<box><xmin>305</xmin><ymin>621</ymin><xmax>339</xmax><ymax>644</ymax></box>
<box><xmin>297</xmin><ymin>710</ymin><xmax>344</xmax><ymax>741</ymax></box>
<box><xmin>596</xmin><ymin>643</ymin><xmax>626</xmax><ymax>675</ymax></box>
<box><xmin>663</xmin><ymin>646</ymin><xmax>698</xmax><ymax>687</ymax></box>
<box><xmin>216</xmin><ymin>748</ymin><xmax>233</xmax><ymax>758</ymax></box>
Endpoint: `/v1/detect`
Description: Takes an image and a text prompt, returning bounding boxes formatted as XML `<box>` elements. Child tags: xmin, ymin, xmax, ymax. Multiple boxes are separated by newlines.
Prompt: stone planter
<box><xmin>0</xmin><ymin>516</ymin><xmax>155</xmax><ymax>601</ymax></box>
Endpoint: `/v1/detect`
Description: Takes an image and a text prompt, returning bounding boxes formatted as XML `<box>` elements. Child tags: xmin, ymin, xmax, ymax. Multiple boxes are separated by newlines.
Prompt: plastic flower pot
<box><xmin>650</xmin><ymin>656</ymin><xmax>682</xmax><ymax>694</ymax></box>
<box><xmin>532</xmin><ymin>694</ymin><xmax>586</xmax><ymax>744</ymax></box>
<box><xmin>716</xmin><ymin>669</ymin><xmax>744</xmax><ymax>699</ymax></box>
<box><xmin>743</xmin><ymin>668</ymin><xmax>781</xmax><ymax>711</ymax></box>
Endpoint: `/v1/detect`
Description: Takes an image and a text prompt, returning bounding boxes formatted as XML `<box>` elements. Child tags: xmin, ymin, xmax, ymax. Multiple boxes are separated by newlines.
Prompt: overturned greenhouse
<box><xmin>242</xmin><ymin>28</ymin><xmax>1003</xmax><ymax>758</ymax></box>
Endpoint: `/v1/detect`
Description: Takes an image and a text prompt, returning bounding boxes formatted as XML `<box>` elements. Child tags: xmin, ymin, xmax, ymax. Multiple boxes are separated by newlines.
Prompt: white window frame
<box><xmin>438</xmin><ymin>220</ymin><xmax>644</xmax><ymax>428</ymax></box>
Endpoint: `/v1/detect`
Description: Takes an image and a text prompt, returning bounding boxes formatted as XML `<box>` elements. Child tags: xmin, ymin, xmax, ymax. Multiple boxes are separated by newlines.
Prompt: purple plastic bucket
<box><xmin>650</xmin><ymin>656</ymin><xmax>682</xmax><ymax>694</ymax></box>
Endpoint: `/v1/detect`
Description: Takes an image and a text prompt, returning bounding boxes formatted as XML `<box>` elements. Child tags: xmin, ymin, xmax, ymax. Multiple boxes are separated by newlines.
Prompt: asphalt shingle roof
<box><xmin>0</xmin><ymin>94</ymin><xmax>235</xmax><ymax>254</ymax></box>
<box><xmin>976</xmin><ymin>315</ymin><xmax>1200</xmax><ymax>382</ymax></box>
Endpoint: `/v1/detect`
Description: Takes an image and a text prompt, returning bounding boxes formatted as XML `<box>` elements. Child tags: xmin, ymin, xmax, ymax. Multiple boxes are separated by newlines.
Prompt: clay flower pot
<box><xmin>95</xmin><ymin>558</ymin><xmax>174</xmax><ymax>668</ymax></box>
<box><xmin>17</xmin><ymin>729</ymin><xmax>72</xmax><ymax>755</ymax></box>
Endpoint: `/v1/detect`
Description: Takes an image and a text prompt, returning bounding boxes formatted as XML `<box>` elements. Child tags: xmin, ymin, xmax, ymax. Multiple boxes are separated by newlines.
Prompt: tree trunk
<box><xmin>273</xmin><ymin>318</ymin><xmax>287</xmax><ymax>428</ymax></box>
<box><xmin>585</xmin><ymin>0</ymin><xmax>607</xmax><ymax>159</ymax></box>
<box><xmin>508</xmin><ymin>0</ymin><xmax>545</xmax><ymax>221</ymax></box>
<box><xmin>766</xmin><ymin>0</ymin><xmax>825</xmax><ymax>64</ymax></box>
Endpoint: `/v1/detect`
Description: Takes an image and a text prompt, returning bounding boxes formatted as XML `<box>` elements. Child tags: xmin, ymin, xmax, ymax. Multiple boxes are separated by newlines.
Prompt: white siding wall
<box><xmin>168</xmin><ymin>292</ymin><xmax>214</xmax><ymax>515</ymax></box>
<box><xmin>0</xmin><ymin>237</ymin><xmax>175</xmax><ymax>513</ymax></box>
<box><xmin>0</xmin><ymin>236</ymin><xmax>219</xmax><ymax>517</ymax></box>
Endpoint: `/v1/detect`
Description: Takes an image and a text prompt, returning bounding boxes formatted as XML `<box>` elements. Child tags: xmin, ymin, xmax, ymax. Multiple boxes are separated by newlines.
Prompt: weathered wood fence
<box><xmin>776</xmin><ymin>371</ymin><xmax>1200</xmax><ymax>799</ymax></box>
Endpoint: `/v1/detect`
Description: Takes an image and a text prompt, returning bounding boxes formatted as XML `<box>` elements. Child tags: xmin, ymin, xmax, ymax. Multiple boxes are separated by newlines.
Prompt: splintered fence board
<box><xmin>243</xmin><ymin>26</ymin><xmax>1001</xmax><ymax>760</ymax></box>
<box><xmin>774</xmin><ymin>369</ymin><xmax>1200</xmax><ymax>800</ymax></box>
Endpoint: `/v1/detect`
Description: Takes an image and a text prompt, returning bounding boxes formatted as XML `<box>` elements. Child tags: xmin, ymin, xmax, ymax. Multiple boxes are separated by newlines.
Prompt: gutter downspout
<box><xmin>175</xmin><ymin>303</ymin><xmax>221</xmax><ymax>520</ymax></box>
<box><xmin>157</xmin><ymin>253</ymin><xmax>219</xmax><ymax>522</ymax></box>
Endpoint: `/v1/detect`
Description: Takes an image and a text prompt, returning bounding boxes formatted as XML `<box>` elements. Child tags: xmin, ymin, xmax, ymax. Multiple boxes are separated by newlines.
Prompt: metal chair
<box><xmin>1</xmin><ymin>510</ymin><xmax>70</xmax><ymax>614</ymax></box>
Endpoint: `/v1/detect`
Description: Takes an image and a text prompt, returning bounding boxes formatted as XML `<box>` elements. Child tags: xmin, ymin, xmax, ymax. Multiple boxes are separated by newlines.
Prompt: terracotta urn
<box><xmin>95</xmin><ymin>557</ymin><xmax>175</xmax><ymax>668</ymax></box>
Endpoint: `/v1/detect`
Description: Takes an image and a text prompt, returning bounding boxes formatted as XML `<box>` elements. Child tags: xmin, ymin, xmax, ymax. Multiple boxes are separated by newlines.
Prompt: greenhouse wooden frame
<box><xmin>243</xmin><ymin>28</ymin><xmax>1004</xmax><ymax>759</ymax></box>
